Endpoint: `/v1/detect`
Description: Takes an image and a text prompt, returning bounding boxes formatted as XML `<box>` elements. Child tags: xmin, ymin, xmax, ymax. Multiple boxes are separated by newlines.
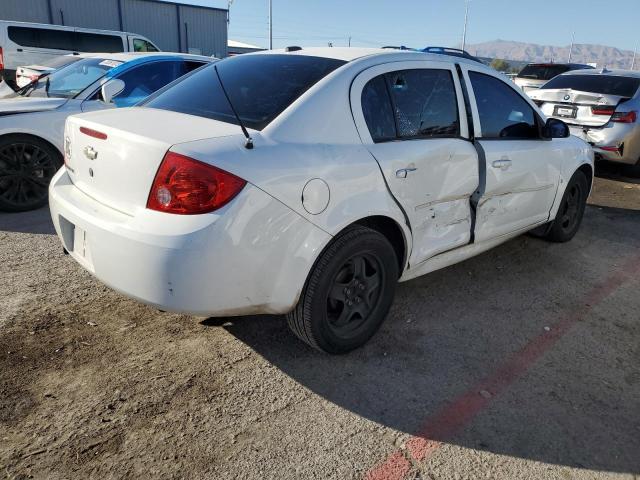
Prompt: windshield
<box><xmin>541</xmin><ymin>74</ymin><xmax>640</xmax><ymax>97</ymax></box>
<box><xmin>22</xmin><ymin>57</ymin><xmax>122</xmax><ymax>99</ymax></box>
<box><xmin>143</xmin><ymin>54</ymin><xmax>346</xmax><ymax>131</ymax></box>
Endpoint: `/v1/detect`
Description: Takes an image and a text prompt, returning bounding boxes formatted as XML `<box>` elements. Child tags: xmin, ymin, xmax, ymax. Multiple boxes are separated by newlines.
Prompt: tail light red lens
<box><xmin>0</xmin><ymin>47</ymin><xmax>4</xmax><ymax>72</ymax></box>
<box><xmin>611</xmin><ymin>111</ymin><xmax>637</xmax><ymax>123</ymax></box>
<box><xmin>80</xmin><ymin>126</ymin><xmax>108</xmax><ymax>140</ymax></box>
<box><xmin>591</xmin><ymin>106</ymin><xmax>615</xmax><ymax>116</ymax></box>
<box><xmin>147</xmin><ymin>152</ymin><xmax>246</xmax><ymax>215</ymax></box>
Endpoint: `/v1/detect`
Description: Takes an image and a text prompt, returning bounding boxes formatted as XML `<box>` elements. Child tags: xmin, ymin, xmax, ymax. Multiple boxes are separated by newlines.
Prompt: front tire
<box><xmin>287</xmin><ymin>226</ymin><xmax>399</xmax><ymax>354</ymax></box>
<box><xmin>544</xmin><ymin>170</ymin><xmax>588</xmax><ymax>243</ymax></box>
<box><xmin>0</xmin><ymin>135</ymin><xmax>62</xmax><ymax>212</ymax></box>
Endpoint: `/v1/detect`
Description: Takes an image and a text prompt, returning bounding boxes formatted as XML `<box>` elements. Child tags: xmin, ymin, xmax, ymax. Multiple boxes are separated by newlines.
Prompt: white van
<box><xmin>0</xmin><ymin>20</ymin><xmax>160</xmax><ymax>87</ymax></box>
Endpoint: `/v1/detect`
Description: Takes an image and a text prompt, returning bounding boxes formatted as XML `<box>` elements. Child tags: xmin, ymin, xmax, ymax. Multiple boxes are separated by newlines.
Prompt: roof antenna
<box><xmin>214</xmin><ymin>65</ymin><xmax>254</xmax><ymax>149</ymax></box>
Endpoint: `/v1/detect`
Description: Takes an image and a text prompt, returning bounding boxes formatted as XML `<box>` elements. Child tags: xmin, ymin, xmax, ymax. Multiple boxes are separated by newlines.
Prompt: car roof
<box><xmin>250</xmin><ymin>46</ymin><xmax>484</xmax><ymax>67</ymax></box>
<box><xmin>524</xmin><ymin>62</ymin><xmax>592</xmax><ymax>68</ymax></box>
<box><xmin>73</xmin><ymin>52</ymin><xmax>214</xmax><ymax>62</ymax></box>
<box><xmin>557</xmin><ymin>68</ymin><xmax>640</xmax><ymax>78</ymax></box>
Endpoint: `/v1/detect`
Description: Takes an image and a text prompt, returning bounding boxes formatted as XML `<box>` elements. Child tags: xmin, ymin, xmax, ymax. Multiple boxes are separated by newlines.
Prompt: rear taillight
<box><xmin>29</xmin><ymin>74</ymin><xmax>40</xmax><ymax>83</ymax></box>
<box><xmin>591</xmin><ymin>106</ymin><xmax>615</xmax><ymax>116</ymax></box>
<box><xmin>0</xmin><ymin>47</ymin><xmax>4</xmax><ymax>72</ymax></box>
<box><xmin>611</xmin><ymin>111</ymin><xmax>637</xmax><ymax>123</ymax></box>
<box><xmin>147</xmin><ymin>152</ymin><xmax>246</xmax><ymax>215</ymax></box>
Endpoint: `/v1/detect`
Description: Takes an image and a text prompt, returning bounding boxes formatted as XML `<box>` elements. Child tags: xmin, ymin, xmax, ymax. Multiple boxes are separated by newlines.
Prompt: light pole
<box><xmin>461</xmin><ymin>0</ymin><xmax>471</xmax><ymax>51</ymax></box>
<box><xmin>268</xmin><ymin>0</ymin><xmax>273</xmax><ymax>50</ymax></box>
<box><xmin>568</xmin><ymin>32</ymin><xmax>575</xmax><ymax>62</ymax></box>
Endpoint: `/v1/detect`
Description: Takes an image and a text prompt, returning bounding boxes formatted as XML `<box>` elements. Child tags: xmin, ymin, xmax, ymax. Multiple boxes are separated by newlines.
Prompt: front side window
<box><xmin>360</xmin><ymin>69</ymin><xmax>460</xmax><ymax>143</ymax></box>
<box><xmin>469</xmin><ymin>72</ymin><xmax>538</xmax><ymax>139</ymax></box>
<box><xmin>133</xmin><ymin>39</ymin><xmax>159</xmax><ymax>53</ymax></box>
<box><xmin>144</xmin><ymin>54</ymin><xmax>346</xmax><ymax>130</ymax></box>
<box><xmin>112</xmin><ymin>60</ymin><xmax>187</xmax><ymax>107</ymax></box>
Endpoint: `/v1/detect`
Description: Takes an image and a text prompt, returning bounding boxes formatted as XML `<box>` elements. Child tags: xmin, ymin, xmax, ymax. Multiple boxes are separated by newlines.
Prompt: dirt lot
<box><xmin>1</xmin><ymin>162</ymin><xmax>639</xmax><ymax>480</ymax></box>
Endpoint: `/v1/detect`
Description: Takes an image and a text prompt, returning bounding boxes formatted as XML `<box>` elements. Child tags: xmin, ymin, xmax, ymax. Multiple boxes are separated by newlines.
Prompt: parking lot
<box><xmin>0</xmin><ymin>163</ymin><xmax>638</xmax><ymax>479</ymax></box>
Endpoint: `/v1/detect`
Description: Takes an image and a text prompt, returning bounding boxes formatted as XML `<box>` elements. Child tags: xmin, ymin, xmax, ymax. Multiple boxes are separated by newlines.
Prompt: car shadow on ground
<box><xmin>203</xmin><ymin>206</ymin><xmax>640</xmax><ymax>475</ymax></box>
<box><xmin>595</xmin><ymin>160</ymin><xmax>640</xmax><ymax>184</ymax></box>
<box><xmin>0</xmin><ymin>207</ymin><xmax>55</xmax><ymax>235</ymax></box>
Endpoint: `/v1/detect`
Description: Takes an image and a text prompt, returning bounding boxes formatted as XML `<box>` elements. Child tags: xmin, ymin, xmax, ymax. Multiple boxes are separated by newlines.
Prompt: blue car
<box><xmin>0</xmin><ymin>52</ymin><xmax>214</xmax><ymax>211</ymax></box>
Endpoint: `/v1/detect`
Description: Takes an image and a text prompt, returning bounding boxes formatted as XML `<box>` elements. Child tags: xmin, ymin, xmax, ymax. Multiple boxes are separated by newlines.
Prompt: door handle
<box><xmin>492</xmin><ymin>159</ymin><xmax>512</xmax><ymax>170</ymax></box>
<box><xmin>396</xmin><ymin>167</ymin><xmax>417</xmax><ymax>179</ymax></box>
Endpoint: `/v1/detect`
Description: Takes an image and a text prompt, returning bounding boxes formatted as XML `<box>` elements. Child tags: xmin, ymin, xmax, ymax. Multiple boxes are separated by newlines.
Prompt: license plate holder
<box><xmin>554</xmin><ymin>105</ymin><xmax>577</xmax><ymax>119</ymax></box>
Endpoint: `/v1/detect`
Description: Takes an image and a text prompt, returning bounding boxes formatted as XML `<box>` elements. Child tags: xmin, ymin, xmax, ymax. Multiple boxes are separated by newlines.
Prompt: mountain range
<box><xmin>466</xmin><ymin>40</ymin><xmax>636</xmax><ymax>69</ymax></box>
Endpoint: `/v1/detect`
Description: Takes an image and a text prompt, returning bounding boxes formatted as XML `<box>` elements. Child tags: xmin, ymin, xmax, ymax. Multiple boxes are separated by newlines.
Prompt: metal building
<box><xmin>0</xmin><ymin>0</ymin><xmax>228</xmax><ymax>57</ymax></box>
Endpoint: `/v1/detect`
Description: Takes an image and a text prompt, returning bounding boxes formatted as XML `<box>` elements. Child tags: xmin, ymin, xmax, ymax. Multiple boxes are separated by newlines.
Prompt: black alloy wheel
<box><xmin>0</xmin><ymin>136</ymin><xmax>62</xmax><ymax>212</ymax></box>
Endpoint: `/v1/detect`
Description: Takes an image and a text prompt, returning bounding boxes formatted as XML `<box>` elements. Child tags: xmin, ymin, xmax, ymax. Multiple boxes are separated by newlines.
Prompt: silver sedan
<box><xmin>528</xmin><ymin>69</ymin><xmax>640</xmax><ymax>165</ymax></box>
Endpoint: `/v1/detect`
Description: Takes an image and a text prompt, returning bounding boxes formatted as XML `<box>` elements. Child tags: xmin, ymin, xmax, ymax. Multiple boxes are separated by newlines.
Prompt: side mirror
<box><xmin>543</xmin><ymin>118</ymin><xmax>570</xmax><ymax>139</ymax></box>
<box><xmin>100</xmin><ymin>79</ymin><xmax>125</xmax><ymax>104</ymax></box>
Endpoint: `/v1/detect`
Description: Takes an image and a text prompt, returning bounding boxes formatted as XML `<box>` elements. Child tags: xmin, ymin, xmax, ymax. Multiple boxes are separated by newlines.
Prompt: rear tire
<box><xmin>286</xmin><ymin>226</ymin><xmax>399</xmax><ymax>354</ymax></box>
<box><xmin>544</xmin><ymin>170</ymin><xmax>588</xmax><ymax>243</ymax></box>
<box><xmin>0</xmin><ymin>135</ymin><xmax>62</xmax><ymax>212</ymax></box>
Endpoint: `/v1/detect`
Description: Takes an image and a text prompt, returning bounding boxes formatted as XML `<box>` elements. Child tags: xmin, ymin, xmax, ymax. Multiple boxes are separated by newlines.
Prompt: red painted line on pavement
<box><xmin>365</xmin><ymin>256</ymin><xmax>640</xmax><ymax>480</ymax></box>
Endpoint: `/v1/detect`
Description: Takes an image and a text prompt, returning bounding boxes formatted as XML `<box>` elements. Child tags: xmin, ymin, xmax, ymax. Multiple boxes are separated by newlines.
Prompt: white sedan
<box><xmin>50</xmin><ymin>48</ymin><xmax>593</xmax><ymax>353</ymax></box>
<box><xmin>0</xmin><ymin>52</ymin><xmax>212</xmax><ymax>212</ymax></box>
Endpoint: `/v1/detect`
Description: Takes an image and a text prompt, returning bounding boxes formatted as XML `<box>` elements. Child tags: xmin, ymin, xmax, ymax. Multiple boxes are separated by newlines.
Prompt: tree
<box><xmin>490</xmin><ymin>58</ymin><xmax>511</xmax><ymax>72</ymax></box>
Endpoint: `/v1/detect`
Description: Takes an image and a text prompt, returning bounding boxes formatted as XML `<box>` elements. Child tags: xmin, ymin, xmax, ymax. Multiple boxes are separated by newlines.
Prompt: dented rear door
<box><xmin>350</xmin><ymin>60</ymin><xmax>479</xmax><ymax>266</ymax></box>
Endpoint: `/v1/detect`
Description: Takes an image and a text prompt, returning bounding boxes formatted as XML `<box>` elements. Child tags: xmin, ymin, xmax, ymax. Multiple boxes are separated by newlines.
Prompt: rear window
<box><xmin>541</xmin><ymin>74</ymin><xmax>640</xmax><ymax>98</ymax></box>
<box><xmin>143</xmin><ymin>54</ymin><xmax>346</xmax><ymax>131</ymax></box>
<box><xmin>518</xmin><ymin>65</ymin><xmax>575</xmax><ymax>81</ymax></box>
<box><xmin>75</xmin><ymin>32</ymin><xmax>124</xmax><ymax>53</ymax></box>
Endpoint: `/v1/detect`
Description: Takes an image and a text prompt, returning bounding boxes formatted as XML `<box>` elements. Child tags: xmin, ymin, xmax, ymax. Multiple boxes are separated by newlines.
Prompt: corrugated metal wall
<box><xmin>179</xmin><ymin>5</ymin><xmax>227</xmax><ymax>58</ymax></box>
<box><xmin>50</xmin><ymin>0</ymin><xmax>121</xmax><ymax>30</ymax></box>
<box><xmin>122</xmin><ymin>0</ymin><xmax>180</xmax><ymax>52</ymax></box>
<box><xmin>0</xmin><ymin>0</ymin><xmax>50</xmax><ymax>23</ymax></box>
<box><xmin>0</xmin><ymin>0</ymin><xmax>227</xmax><ymax>56</ymax></box>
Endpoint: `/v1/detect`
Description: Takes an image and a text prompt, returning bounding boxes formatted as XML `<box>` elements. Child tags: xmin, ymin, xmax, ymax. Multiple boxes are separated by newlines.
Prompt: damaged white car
<box><xmin>50</xmin><ymin>48</ymin><xmax>593</xmax><ymax>353</ymax></box>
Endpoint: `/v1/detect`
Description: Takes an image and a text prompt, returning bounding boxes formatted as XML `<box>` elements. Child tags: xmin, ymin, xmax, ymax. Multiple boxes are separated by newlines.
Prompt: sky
<box><xmin>161</xmin><ymin>0</ymin><xmax>640</xmax><ymax>53</ymax></box>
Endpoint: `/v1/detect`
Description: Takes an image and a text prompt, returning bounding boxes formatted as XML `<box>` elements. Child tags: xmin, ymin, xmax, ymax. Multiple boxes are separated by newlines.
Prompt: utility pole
<box><xmin>461</xmin><ymin>0</ymin><xmax>470</xmax><ymax>51</ymax></box>
<box><xmin>268</xmin><ymin>0</ymin><xmax>273</xmax><ymax>50</ymax></box>
<box><xmin>348</xmin><ymin>36</ymin><xmax>352</xmax><ymax>47</ymax></box>
<box><xmin>568</xmin><ymin>31</ymin><xmax>575</xmax><ymax>62</ymax></box>
<box><xmin>632</xmin><ymin>44</ymin><xmax>637</xmax><ymax>70</ymax></box>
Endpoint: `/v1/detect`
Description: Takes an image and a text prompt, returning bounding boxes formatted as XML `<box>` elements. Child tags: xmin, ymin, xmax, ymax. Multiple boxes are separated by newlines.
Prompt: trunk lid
<box><xmin>529</xmin><ymin>88</ymin><xmax>628</xmax><ymax>127</ymax></box>
<box><xmin>65</xmin><ymin>107</ymin><xmax>243</xmax><ymax>215</ymax></box>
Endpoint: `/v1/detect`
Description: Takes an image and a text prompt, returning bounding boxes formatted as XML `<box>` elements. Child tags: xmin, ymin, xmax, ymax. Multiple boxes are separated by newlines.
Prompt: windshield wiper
<box><xmin>213</xmin><ymin>65</ymin><xmax>254</xmax><ymax>150</ymax></box>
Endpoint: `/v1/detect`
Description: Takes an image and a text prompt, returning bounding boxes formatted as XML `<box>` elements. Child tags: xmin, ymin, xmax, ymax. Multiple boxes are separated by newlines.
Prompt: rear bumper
<box><xmin>569</xmin><ymin>124</ymin><xmax>640</xmax><ymax>165</ymax></box>
<box><xmin>49</xmin><ymin>169</ymin><xmax>330</xmax><ymax>316</ymax></box>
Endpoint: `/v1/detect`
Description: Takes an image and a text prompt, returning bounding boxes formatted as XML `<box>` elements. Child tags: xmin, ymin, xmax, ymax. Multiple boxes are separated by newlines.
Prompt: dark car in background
<box><xmin>515</xmin><ymin>63</ymin><xmax>594</xmax><ymax>93</ymax></box>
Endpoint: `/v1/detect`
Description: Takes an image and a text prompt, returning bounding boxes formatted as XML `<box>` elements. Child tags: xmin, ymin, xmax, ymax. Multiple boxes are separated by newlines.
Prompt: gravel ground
<box><xmin>1</xmin><ymin>162</ymin><xmax>639</xmax><ymax>480</ymax></box>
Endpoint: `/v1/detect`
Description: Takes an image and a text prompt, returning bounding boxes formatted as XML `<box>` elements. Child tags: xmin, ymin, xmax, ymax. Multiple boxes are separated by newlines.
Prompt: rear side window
<box><xmin>361</xmin><ymin>76</ymin><xmax>396</xmax><ymax>142</ymax></box>
<box><xmin>360</xmin><ymin>69</ymin><xmax>460</xmax><ymax>142</ymax></box>
<box><xmin>470</xmin><ymin>72</ymin><xmax>539</xmax><ymax>139</ymax></box>
<box><xmin>387</xmin><ymin>69</ymin><xmax>459</xmax><ymax>138</ymax></box>
<box><xmin>144</xmin><ymin>54</ymin><xmax>346</xmax><ymax>131</ymax></box>
<box><xmin>76</xmin><ymin>32</ymin><xmax>124</xmax><ymax>53</ymax></box>
<box><xmin>8</xmin><ymin>26</ymin><xmax>75</xmax><ymax>50</ymax></box>
<box><xmin>541</xmin><ymin>74</ymin><xmax>640</xmax><ymax>98</ymax></box>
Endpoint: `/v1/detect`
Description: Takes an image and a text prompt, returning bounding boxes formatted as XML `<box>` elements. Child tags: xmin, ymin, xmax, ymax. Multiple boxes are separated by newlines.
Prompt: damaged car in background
<box><xmin>528</xmin><ymin>69</ymin><xmax>640</xmax><ymax>165</ymax></box>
